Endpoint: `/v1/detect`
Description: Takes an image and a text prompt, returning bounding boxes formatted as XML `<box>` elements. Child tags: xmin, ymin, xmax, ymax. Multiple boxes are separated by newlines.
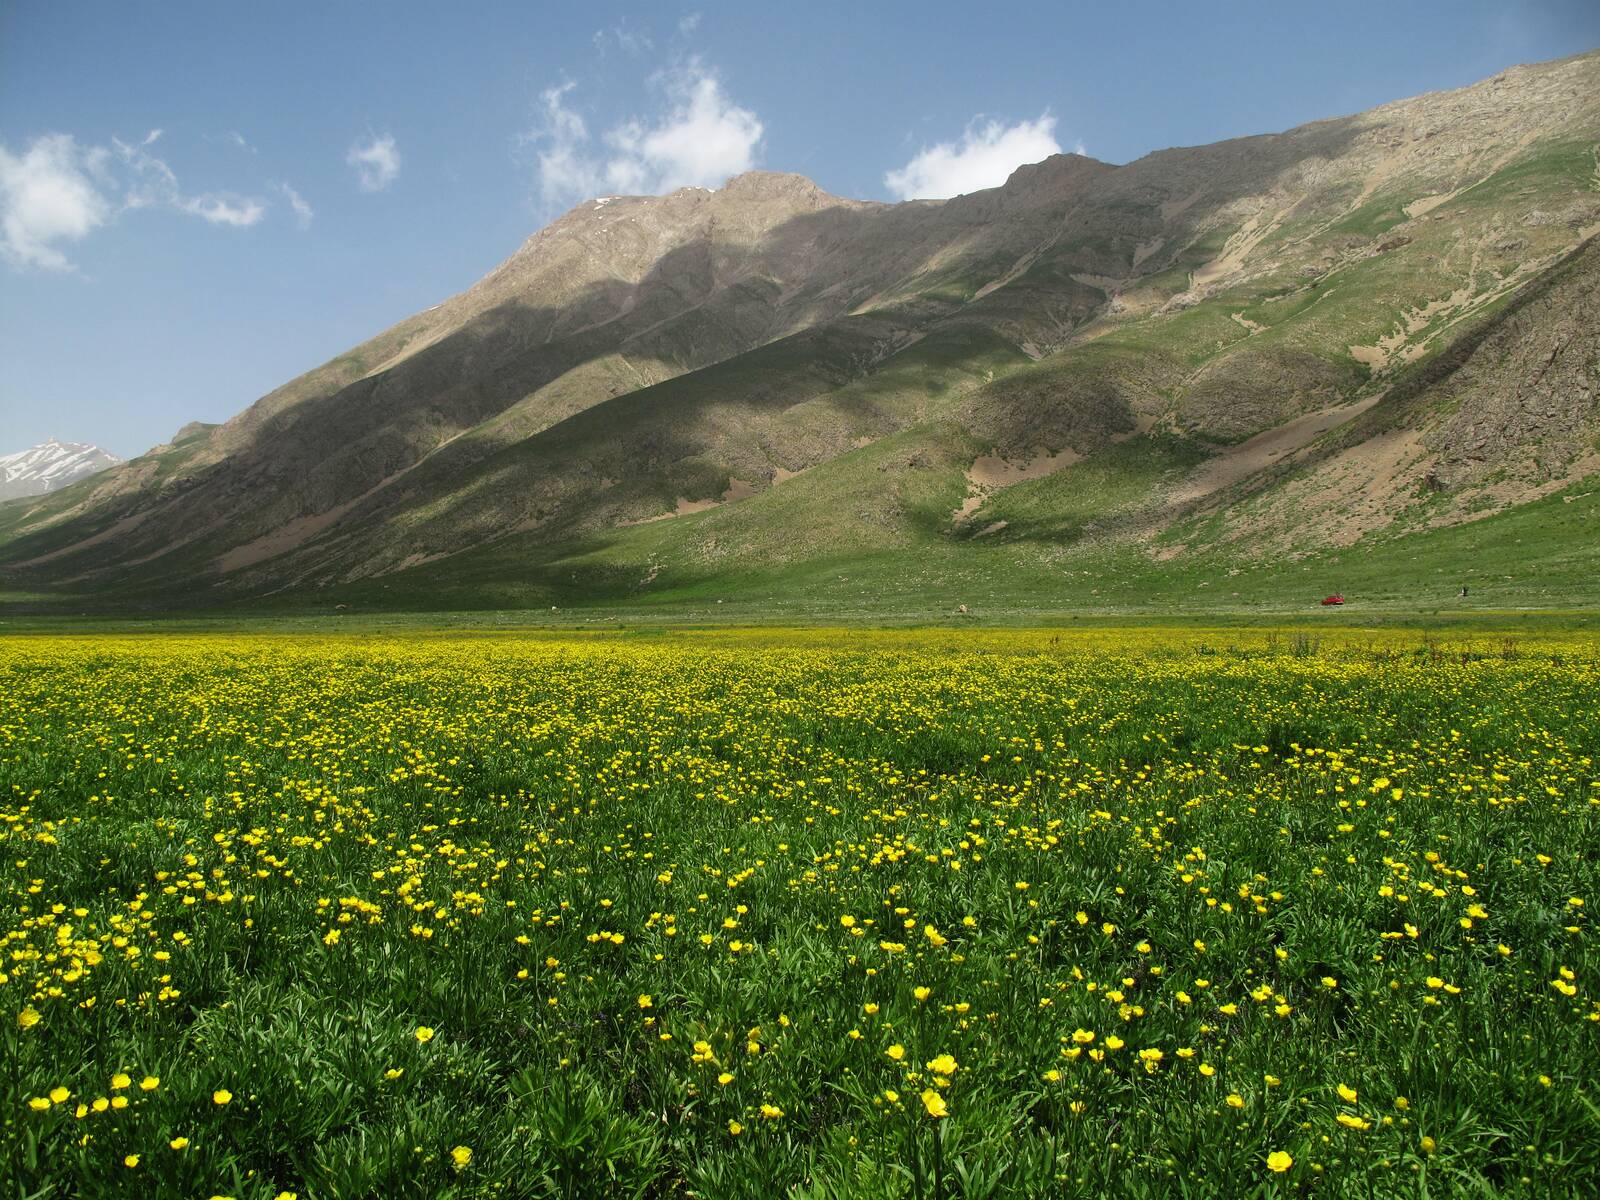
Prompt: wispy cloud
<box><xmin>115</xmin><ymin>135</ymin><xmax>266</xmax><ymax>226</ymax></box>
<box><xmin>533</xmin><ymin>82</ymin><xmax>602</xmax><ymax>209</ymax></box>
<box><xmin>531</xmin><ymin>60</ymin><xmax>762</xmax><ymax>209</ymax></box>
<box><xmin>592</xmin><ymin>18</ymin><xmax>653</xmax><ymax>57</ymax></box>
<box><xmin>0</xmin><ymin>134</ymin><xmax>112</xmax><ymax>271</ymax></box>
<box><xmin>276</xmin><ymin>181</ymin><xmax>314</xmax><ymax>229</ymax></box>
<box><xmin>176</xmin><ymin>193</ymin><xmax>265</xmax><ymax>227</ymax></box>
<box><xmin>884</xmin><ymin>115</ymin><xmax>1066</xmax><ymax>201</ymax></box>
<box><xmin>347</xmin><ymin>134</ymin><xmax>401</xmax><ymax>192</ymax></box>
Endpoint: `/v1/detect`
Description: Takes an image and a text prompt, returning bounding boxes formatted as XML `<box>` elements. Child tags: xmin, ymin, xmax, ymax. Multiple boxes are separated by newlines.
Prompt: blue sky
<box><xmin>2</xmin><ymin>1</ymin><xmax>1597</xmax><ymax>460</ymax></box>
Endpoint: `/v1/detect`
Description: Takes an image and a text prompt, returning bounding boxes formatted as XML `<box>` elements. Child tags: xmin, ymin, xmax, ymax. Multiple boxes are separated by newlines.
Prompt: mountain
<box><xmin>0</xmin><ymin>439</ymin><xmax>122</xmax><ymax>503</ymax></box>
<box><xmin>2</xmin><ymin>50</ymin><xmax>1598</xmax><ymax>614</ymax></box>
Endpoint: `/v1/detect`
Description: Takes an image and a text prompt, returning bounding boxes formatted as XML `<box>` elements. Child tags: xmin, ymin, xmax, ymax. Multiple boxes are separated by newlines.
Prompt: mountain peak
<box><xmin>992</xmin><ymin>152</ymin><xmax>1115</xmax><ymax>202</ymax></box>
<box><xmin>717</xmin><ymin>170</ymin><xmax>829</xmax><ymax>198</ymax></box>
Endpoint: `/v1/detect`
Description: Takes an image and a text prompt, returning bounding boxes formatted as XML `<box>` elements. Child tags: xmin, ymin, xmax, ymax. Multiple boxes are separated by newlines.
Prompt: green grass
<box><xmin>965</xmin><ymin>438</ymin><xmax>1208</xmax><ymax>542</ymax></box>
<box><xmin>3</xmin><ymin>628</ymin><xmax>1598</xmax><ymax>1197</ymax></box>
<box><xmin>234</xmin><ymin>468</ymin><xmax>1592</xmax><ymax>623</ymax></box>
<box><xmin>1453</xmin><ymin>141</ymin><xmax>1600</xmax><ymax>210</ymax></box>
<box><xmin>1322</xmin><ymin>198</ymin><xmax>1410</xmax><ymax>240</ymax></box>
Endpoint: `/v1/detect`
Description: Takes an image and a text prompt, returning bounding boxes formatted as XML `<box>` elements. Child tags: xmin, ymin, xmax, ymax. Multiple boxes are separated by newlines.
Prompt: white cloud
<box><xmin>277</xmin><ymin>181</ymin><xmax>314</xmax><ymax>229</ymax></box>
<box><xmin>0</xmin><ymin>134</ymin><xmax>111</xmax><ymax>270</ymax></box>
<box><xmin>0</xmin><ymin>130</ymin><xmax>269</xmax><ymax>271</ymax></box>
<box><xmin>532</xmin><ymin>62</ymin><xmax>762</xmax><ymax>209</ymax></box>
<box><xmin>114</xmin><ymin>136</ymin><xmax>265</xmax><ymax>226</ymax></box>
<box><xmin>347</xmin><ymin>134</ymin><xmax>401</xmax><ymax>192</ymax></box>
<box><xmin>678</xmin><ymin>12</ymin><xmax>702</xmax><ymax>36</ymax></box>
<box><xmin>884</xmin><ymin>115</ymin><xmax>1065</xmax><ymax>201</ymax></box>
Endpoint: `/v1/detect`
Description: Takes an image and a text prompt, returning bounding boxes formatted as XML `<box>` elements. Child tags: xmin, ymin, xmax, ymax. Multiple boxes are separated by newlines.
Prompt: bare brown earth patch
<box><xmin>953</xmin><ymin>495</ymin><xmax>984</xmax><ymax>521</ymax></box>
<box><xmin>966</xmin><ymin>449</ymin><xmax>1081</xmax><ymax>489</ymax></box>
<box><xmin>621</xmin><ymin>479</ymin><xmax>758</xmax><ymax>526</ymax></box>
<box><xmin>952</xmin><ymin>449</ymin><xmax>1082</xmax><ymax>525</ymax></box>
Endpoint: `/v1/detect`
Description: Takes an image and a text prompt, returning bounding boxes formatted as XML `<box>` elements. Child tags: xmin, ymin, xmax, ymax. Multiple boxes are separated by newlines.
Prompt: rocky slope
<box><xmin>1163</xmin><ymin>236</ymin><xmax>1600</xmax><ymax>556</ymax></box>
<box><xmin>2</xmin><ymin>50</ymin><xmax>1597</xmax><ymax>610</ymax></box>
<box><xmin>0</xmin><ymin>439</ymin><xmax>121</xmax><ymax>502</ymax></box>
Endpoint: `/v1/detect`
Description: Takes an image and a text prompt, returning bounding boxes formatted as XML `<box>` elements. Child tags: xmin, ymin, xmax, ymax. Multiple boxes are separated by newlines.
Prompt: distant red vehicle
<box><xmin>1321</xmin><ymin>594</ymin><xmax>1345</xmax><ymax>606</ymax></box>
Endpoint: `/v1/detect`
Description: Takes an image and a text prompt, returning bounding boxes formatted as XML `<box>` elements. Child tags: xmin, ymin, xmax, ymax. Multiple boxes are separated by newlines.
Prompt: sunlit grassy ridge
<box><xmin>3</xmin><ymin>629</ymin><xmax>1598</xmax><ymax>1198</ymax></box>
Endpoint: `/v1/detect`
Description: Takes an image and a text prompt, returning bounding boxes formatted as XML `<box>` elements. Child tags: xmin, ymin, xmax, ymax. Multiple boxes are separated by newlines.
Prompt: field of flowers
<box><xmin>2</xmin><ymin>628</ymin><xmax>1598</xmax><ymax>1198</ymax></box>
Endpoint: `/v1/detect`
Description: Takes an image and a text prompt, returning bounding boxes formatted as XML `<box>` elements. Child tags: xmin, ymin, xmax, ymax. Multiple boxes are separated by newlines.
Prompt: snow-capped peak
<box><xmin>0</xmin><ymin>438</ymin><xmax>122</xmax><ymax>501</ymax></box>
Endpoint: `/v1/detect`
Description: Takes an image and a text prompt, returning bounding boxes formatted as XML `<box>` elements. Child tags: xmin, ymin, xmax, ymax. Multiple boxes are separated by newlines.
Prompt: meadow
<box><xmin>2</xmin><ymin>627</ymin><xmax>1597</xmax><ymax>1198</ymax></box>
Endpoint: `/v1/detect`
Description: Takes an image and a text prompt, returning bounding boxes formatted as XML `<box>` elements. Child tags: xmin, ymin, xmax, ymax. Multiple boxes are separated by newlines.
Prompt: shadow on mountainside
<box><xmin>1</xmin><ymin>115</ymin><xmax>1401</xmax><ymax>607</ymax></box>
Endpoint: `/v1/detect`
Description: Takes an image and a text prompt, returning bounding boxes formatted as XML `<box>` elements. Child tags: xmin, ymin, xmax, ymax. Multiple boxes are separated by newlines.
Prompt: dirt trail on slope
<box><xmin>620</xmin><ymin>479</ymin><xmax>758</xmax><ymax>526</ymax></box>
<box><xmin>1167</xmin><ymin>397</ymin><xmax>1381</xmax><ymax>505</ymax></box>
<box><xmin>1190</xmin><ymin>200</ymin><xmax>1300</xmax><ymax>292</ymax></box>
<box><xmin>10</xmin><ymin>509</ymin><xmax>153</xmax><ymax>568</ymax></box>
<box><xmin>215</xmin><ymin>465</ymin><xmax>418</xmax><ymax>573</ymax></box>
